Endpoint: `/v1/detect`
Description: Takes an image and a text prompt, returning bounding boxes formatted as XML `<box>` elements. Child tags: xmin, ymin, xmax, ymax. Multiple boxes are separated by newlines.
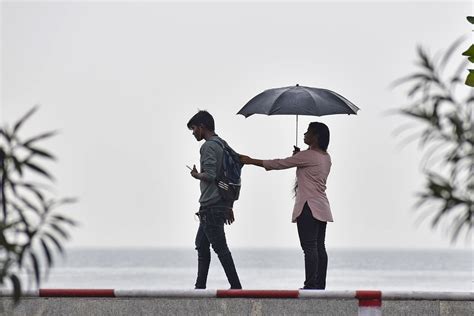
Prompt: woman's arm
<box><xmin>240</xmin><ymin>155</ymin><xmax>264</xmax><ymax>168</ymax></box>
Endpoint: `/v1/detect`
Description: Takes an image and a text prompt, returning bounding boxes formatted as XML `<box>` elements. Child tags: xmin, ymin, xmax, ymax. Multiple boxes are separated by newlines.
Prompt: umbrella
<box><xmin>237</xmin><ymin>84</ymin><xmax>360</xmax><ymax>146</ymax></box>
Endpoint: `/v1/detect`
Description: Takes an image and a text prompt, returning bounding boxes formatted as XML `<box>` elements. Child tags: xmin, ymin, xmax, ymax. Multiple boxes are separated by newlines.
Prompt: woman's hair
<box><xmin>187</xmin><ymin>110</ymin><xmax>215</xmax><ymax>131</ymax></box>
<box><xmin>308</xmin><ymin>122</ymin><xmax>330</xmax><ymax>151</ymax></box>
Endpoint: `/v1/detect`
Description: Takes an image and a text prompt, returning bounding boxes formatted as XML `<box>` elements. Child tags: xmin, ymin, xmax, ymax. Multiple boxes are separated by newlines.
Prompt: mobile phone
<box><xmin>186</xmin><ymin>165</ymin><xmax>193</xmax><ymax>171</ymax></box>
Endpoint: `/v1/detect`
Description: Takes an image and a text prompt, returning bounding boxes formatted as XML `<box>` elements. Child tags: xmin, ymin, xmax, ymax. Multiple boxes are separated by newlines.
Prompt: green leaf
<box><xmin>22</xmin><ymin>130</ymin><xmax>58</xmax><ymax>147</ymax></box>
<box><xmin>13</xmin><ymin>106</ymin><xmax>38</xmax><ymax>135</ymax></box>
<box><xmin>467</xmin><ymin>16</ymin><xmax>474</xmax><ymax>24</ymax></box>
<box><xmin>9</xmin><ymin>274</ymin><xmax>21</xmax><ymax>303</ymax></box>
<box><xmin>465</xmin><ymin>70</ymin><xmax>474</xmax><ymax>87</ymax></box>
<box><xmin>462</xmin><ymin>44</ymin><xmax>474</xmax><ymax>58</ymax></box>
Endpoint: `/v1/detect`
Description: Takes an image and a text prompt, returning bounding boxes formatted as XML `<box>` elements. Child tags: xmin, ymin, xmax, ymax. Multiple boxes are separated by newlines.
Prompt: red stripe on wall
<box><xmin>356</xmin><ymin>290</ymin><xmax>382</xmax><ymax>307</ymax></box>
<box><xmin>217</xmin><ymin>290</ymin><xmax>299</xmax><ymax>298</ymax></box>
<box><xmin>39</xmin><ymin>289</ymin><xmax>115</xmax><ymax>297</ymax></box>
<box><xmin>355</xmin><ymin>290</ymin><xmax>382</xmax><ymax>300</ymax></box>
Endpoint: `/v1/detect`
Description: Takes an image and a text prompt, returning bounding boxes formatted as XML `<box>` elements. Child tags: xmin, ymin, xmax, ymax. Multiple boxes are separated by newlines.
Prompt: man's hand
<box><xmin>190</xmin><ymin>164</ymin><xmax>199</xmax><ymax>179</ymax></box>
<box><xmin>225</xmin><ymin>209</ymin><xmax>235</xmax><ymax>225</ymax></box>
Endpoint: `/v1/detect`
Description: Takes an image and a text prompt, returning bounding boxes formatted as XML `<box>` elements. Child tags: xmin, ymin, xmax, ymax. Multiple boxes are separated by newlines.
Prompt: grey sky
<box><xmin>1</xmin><ymin>1</ymin><xmax>471</xmax><ymax>250</ymax></box>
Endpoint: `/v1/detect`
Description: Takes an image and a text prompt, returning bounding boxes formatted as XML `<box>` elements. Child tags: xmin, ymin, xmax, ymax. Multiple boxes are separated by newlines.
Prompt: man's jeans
<box><xmin>194</xmin><ymin>206</ymin><xmax>242</xmax><ymax>289</ymax></box>
<box><xmin>296</xmin><ymin>203</ymin><xmax>328</xmax><ymax>289</ymax></box>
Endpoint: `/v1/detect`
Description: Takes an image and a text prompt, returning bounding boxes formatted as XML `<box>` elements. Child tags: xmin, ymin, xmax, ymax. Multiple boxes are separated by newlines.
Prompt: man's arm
<box><xmin>190</xmin><ymin>143</ymin><xmax>219</xmax><ymax>181</ymax></box>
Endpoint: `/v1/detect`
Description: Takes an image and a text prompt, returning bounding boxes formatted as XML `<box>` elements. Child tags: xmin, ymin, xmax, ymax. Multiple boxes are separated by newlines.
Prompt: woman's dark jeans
<box><xmin>194</xmin><ymin>206</ymin><xmax>242</xmax><ymax>289</ymax></box>
<box><xmin>296</xmin><ymin>203</ymin><xmax>328</xmax><ymax>289</ymax></box>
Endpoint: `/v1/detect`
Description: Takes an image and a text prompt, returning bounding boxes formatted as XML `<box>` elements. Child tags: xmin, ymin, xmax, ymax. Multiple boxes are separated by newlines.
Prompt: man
<box><xmin>187</xmin><ymin>110</ymin><xmax>242</xmax><ymax>290</ymax></box>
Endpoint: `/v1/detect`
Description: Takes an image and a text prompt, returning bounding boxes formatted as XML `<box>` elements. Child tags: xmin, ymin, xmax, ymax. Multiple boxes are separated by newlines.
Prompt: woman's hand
<box><xmin>239</xmin><ymin>155</ymin><xmax>252</xmax><ymax>164</ymax></box>
<box><xmin>240</xmin><ymin>155</ymin><xmax>264</xmax><ymax>167</ymax></box>
<box><xmin>293</xmin><ymin>146</ymin><xmax>300</xmax><ymax>156</ymax></box>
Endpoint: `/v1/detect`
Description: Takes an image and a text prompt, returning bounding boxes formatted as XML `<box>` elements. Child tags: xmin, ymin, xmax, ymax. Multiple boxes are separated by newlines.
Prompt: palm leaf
<box><xmin>43</xmin><ymin>232</ymin><xmax>64</xmax><ymax>254</ymax></box>
<box><xmin>29</xmin><ymin>251</ymin><xmax>41</xmax><ymax>287</ymax></box>
<box><xmin>19</xmin><ymin>197</ymin><xmax>40</xmax><ymax>214</ymax></box>
<box><xmin>13</xmin><ymin>182</ymin><xmax>46</xmax><ymax>202</ymax></box>
<box><xmin>391</xmin><ymin>73</ymin><xmax>432</xmax><ymax>88</ymax></box>
<box><xmin>50</xmin><ymin>223</ymin><xmax>70</xmax><ymax>240</ymax></box>
<box><xmin>417</xmin><ymin>46</ymin><xmax>435</xmax><ymax>72</ymax></box>
<box><xmin>22</xmin><ymin>131</ymin><xmax>58</xmax><ymax>147</ymax></box>
<box><xmin>12</xmin><ymin>106</ymin><xmax>38</xmax><ymax>135</ymax></box>
<box><xmin>52</xmin><ymin>215</ymin><xmax>77</xmax><ymax>226</ymax></box>
<box><xmin>40</xmin><ymin>238</ymin><xmax>53</xmax><ymax>268</ymax></box>
<box><xmin>9</xmin><ymin>274</ymin><xmax>21</xmax><ymax>303</ymax></box>
<box><xmin>10</xmin><ymin>155</ymin><xmax>24</xmax><ymax>177</ymax></box>
<box><xmin>22</xmin><ymin>161</ymin><xmax>54</xmax><ymax>181</ymax></box>
<box><xmin>440</xmin><ymin>36</ymin><xmax>467</xmax><ymax>72</ymax></box>
<box><xmin>24</xmin><ymin>146</ymin><xmax>56</xmax><ymax>161</ymax></box>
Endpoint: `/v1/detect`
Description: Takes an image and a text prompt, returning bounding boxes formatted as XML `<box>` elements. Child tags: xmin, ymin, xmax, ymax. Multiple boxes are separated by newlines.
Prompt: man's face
<box><xmin>190</xmin><ymin>125</ymin><xmax>203</xmax><ymax>141</ymax></box>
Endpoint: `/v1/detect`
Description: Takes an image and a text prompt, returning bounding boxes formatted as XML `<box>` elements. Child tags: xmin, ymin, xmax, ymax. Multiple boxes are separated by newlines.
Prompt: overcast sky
<box><xmin>1</xmin><ymin>1</ymin><xmax>471</xmax><ymax>250</ymax></box>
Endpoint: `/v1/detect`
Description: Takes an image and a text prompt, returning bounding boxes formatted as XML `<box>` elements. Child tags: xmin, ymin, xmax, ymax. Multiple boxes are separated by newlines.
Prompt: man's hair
<box><xmin>308</xmin><ymin>122</ymin><xmax>330</xmax><ymax>151</ymax></box>
<box><xmin>187</xmin><ymin>110</ymin><xmax>215</xmax><ymax>131</ymax></box>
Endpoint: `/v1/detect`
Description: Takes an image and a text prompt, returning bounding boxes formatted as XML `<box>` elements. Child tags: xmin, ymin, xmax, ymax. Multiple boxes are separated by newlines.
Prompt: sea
<box><xmin>33</xmin><ymin>248</ymin><xmax>472</xmax><ymax>292</ymax></box>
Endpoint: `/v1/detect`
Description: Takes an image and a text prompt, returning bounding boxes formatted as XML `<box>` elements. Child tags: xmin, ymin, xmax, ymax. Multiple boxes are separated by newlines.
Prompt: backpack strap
<box><xmin>207</xmin><ymin>139</ymin><xmax>225</xmax><ymax>177</ymax></box>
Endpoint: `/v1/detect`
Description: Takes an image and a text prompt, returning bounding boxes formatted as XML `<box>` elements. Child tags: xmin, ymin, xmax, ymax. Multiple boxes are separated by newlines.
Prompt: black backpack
<box><xmin>209</xmin><ymin>139</ymin><xmax>242</xmax><ymax>202</ymax></box>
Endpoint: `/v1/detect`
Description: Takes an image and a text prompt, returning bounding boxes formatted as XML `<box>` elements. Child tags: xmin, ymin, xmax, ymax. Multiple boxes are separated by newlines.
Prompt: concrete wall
<box><xmin>0</xmin><ymin>297</ymin><xmax>472</xmax><ymax>316</ymax></box>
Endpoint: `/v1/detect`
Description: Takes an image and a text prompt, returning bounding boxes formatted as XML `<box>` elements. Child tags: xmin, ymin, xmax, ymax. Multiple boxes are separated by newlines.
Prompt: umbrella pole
<box><xmin>295</xmin><ymin>115</ymin><xmax>298</xmax><ymax>147</ymax></box>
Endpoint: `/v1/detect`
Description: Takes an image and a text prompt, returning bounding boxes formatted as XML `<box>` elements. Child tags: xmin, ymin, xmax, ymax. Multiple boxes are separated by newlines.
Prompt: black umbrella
<box><xmin>237</xmin><ymin>84</ymin><xmax>360</xmax><ymax>146</ymax></box>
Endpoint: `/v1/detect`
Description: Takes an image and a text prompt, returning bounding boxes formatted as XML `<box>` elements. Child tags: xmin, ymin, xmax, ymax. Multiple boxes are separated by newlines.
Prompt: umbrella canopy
<box><xmin>237</xmin><ymin>84</ymin><xmax>359</xmax><ymax>117</ymax></box>
<box><xmin>237</xmin><ymin>84</ymin><xmax>359</xmax><ymax>146</ymax></box>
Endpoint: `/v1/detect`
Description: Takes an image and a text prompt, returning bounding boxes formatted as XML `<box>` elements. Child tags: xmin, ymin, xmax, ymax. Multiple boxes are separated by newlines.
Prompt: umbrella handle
<box><xmin>295</xmin><ymin>115</ymin><xmax>298</xmax><ymax>147</ymax></box>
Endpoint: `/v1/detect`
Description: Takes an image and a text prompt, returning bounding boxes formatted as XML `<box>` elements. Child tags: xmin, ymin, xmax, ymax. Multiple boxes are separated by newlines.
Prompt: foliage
<box><xmin>0</xmin><ymin>106</ymin><xmax>76</xmax><ymax>302</ymax></box>
<box><xmin>463</xmin><ymin>16</ymin><xmax>474</xmax><ymax>87</ymax></box>
<box><xmin>393</xmin><ymin>38</ymin><xmax>473</xmax><ymax>243</ymax></box>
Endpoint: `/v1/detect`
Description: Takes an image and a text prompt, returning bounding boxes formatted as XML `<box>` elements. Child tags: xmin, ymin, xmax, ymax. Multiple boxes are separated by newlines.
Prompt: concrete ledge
<box><xmin>0</xmin><ymin>289</ymin><xmax>472</xmax><ymax>315</ymax></box>
<box><xmin>0</xmin><ymin>296</ymin><xmax>472</xmax><ymax>316</ymax></box>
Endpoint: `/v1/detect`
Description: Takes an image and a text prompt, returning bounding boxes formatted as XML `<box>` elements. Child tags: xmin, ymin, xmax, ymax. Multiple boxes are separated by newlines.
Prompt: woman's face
<box><xmin>304</xmin><ymin>128</ymin><xmax>317</xmax><ymax>146</ymax></box>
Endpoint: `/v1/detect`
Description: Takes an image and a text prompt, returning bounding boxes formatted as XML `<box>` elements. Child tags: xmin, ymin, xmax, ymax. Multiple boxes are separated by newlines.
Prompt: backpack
<box><xmin>209</xmin><ymin>139</ymin><xmax>242</xmax><ymax>202</ymax></box>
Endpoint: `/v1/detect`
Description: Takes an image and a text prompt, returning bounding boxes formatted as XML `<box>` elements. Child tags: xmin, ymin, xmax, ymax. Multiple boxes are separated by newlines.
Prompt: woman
<box><xmin>240</xmin><ymin>122</ymin><xmax>333</xmax><ymax>290</ymax></box>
